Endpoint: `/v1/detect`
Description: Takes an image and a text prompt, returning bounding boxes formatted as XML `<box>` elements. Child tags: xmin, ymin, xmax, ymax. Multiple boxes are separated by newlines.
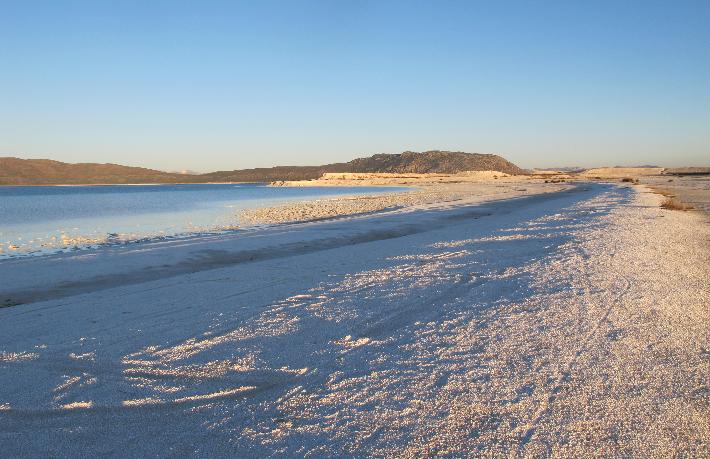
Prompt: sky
<box><xmin>1</xmin><ymin>0</ymin><xmax>708</xmax><ymax>172</ymax></box>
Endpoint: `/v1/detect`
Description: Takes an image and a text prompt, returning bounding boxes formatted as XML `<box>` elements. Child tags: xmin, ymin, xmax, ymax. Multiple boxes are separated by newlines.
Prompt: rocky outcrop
<box><xmin>206</xmin><ymin>151</ymin><xmax>525</xmax><ymax>183</ymax></box>
<box><xmin>343</xmin><ymin>151</ymin><xmax>525</xmax><ymax>175</ymax></box>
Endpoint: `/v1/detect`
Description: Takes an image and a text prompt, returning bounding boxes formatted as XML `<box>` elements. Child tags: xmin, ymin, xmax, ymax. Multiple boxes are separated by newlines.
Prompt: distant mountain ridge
<box><xmin>0</xmin><ymin>151</ymin><xmax>524</xmax><ymax>185</ymax></box>
<box><xmin>0</xmin><ymin>157</ymin><xmax>189</xmax><ymax>185</ymax></box>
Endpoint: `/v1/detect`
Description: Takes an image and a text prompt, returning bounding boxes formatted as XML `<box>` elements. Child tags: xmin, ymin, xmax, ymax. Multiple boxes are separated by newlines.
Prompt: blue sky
<box><xmin>1</xmin><ymin>0</ymin><xmax>708</xmax><ymax>171</ymax></box>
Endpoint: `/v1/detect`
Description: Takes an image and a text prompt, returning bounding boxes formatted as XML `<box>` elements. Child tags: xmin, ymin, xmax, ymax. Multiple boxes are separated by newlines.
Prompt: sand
<box><xmin>0</xmin><ymin>182</ymin><xmax>708</xmax><ymax>457</ymax></box>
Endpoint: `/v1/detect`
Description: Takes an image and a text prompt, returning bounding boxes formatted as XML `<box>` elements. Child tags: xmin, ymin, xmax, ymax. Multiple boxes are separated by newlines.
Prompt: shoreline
<box><xmin>0</xmin><ymin>181</ymin><xmax>265</xmax><ymax>187</ymax></box>
<box><xmin>0</xmin><ymin>182</ymin><xmax>577</xmax><ymax>304</ymax></box>
<box><xmin>241</xmin><ymin>179</ymin><xmax>571</xmax><ymax>225</ymax></box>
<box><xmin>3</xmin><ymin>176</ymin><xmax>705</xmax><ymax>262</ymax></box>
<box><xmin>0</xmin><ymin>180</ymin><xmax>564</xmax><ymax>260</ymax></box>
<box><xmin>1</xmin><ymin>182</ymin><xmax>707</xmax><ymax>455</ymax></box>
<box><xmin>0</xmin><ymin>184</ymin><xmax>411</xmax><ymax>260</ymax></box>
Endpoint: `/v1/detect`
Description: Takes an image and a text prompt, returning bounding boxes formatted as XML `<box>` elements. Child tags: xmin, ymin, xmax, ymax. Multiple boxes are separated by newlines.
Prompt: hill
<box><xmin>0</xmin><ymin>157</ymin><xmax>187</xmax><ymax>185</ymax></box>
<box><xmin>197</xmin><ymin>164</ymin><xmax>347</xmax><ymax>183</ymax></box>
<box><xmin>344</xmin><ymin>151</ymin><xmax>524</xmax><ymax>175</ymax></box>
<box><xmin>201</xmin><ymin>151</ymin><xmax>525</xmax><ymax>182</ymax></box>
<box><xmin>0</xmin><ymin>151</ymin><xmax>524</xmax><ymax>185</ymax></box>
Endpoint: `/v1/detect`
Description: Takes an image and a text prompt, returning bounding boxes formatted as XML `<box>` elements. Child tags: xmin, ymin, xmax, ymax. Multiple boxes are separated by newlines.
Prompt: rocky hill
<box><xmin>344</xmin><ymin>151</ymin><xmax>524</xmax><ymax>175</ymax></box>
<box><xmin>0</xmin><ymin>151</ymin><xmax>524</xmax><ymax>185</ymax></box>
<box><xmin>201</xmin><ymin>151</ymin><xmax>524</xmax><ymax>182</ymax></box>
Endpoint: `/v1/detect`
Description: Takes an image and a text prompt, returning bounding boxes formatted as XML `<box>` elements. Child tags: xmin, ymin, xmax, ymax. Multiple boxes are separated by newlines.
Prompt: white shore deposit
<box><xmin>271</xmin><ymin>170</ymin><xmax>516</xmax><ymax>186</ymax></box>
<box><xmin>242</xmin><ymin>177</ymin><xmax>569</xmax><ymax>225</ymax></box>
<box><xmin>0</xmin><ymin>182</ymin><xmax>708</xmax><ymax>457</ymax></box>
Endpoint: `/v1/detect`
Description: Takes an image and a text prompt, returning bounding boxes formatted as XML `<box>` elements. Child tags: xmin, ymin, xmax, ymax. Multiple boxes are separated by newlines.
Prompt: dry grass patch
<box><xmin>660</xmin><ymin>197</ymin><xmax>694</xmax><ymax>211</ymax></box>
<box><xmin>648</xmin><ymin>186</ymin><xmax>694</xmax><ymax>210</ymax></box>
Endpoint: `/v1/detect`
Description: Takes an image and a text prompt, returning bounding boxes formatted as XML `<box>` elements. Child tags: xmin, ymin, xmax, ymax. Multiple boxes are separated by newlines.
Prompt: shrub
<box><xmin>661</xmin><ymin>197</ymin><xmax>693</xmax><ymax>211</ymax></box>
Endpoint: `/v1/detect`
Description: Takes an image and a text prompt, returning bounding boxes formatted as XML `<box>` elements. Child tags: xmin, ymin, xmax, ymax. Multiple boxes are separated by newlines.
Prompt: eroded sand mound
<box><xmin>580</xmin><ymin>167</ymin><xmax>665</xmax><ymax>178</ymax></box>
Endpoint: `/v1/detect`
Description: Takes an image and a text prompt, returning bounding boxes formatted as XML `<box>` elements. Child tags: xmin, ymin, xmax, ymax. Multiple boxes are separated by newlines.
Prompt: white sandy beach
<box><xmin>0</xmin><ymin>182</ymin><xmax>708</xmax><ymax>457</ymax></box>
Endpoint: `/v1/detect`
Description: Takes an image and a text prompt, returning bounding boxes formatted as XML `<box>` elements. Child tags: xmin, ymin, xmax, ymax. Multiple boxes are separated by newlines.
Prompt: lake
<box><xmin>0</xmin><ymin>183</ymin><xmax>403</xmax><ymax>258</ymax></box>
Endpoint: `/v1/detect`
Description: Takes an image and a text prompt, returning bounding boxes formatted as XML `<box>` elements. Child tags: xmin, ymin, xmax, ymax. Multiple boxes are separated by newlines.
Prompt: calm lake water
<box><xmin>0</xmin><ymin>183</ymin><xmax>403</xmax><ymax>258</ymax></box>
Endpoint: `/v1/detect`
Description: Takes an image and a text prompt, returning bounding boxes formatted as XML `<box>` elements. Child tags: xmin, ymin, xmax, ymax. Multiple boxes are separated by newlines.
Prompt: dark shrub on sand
<box><xmin>661</xmin><ymin>197</ymin><xmax>693</xmax><ymax>211</ymax></box>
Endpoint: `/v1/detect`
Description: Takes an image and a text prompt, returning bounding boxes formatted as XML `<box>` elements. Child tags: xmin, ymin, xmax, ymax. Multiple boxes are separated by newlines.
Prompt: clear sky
<box><xmin>1</xmin><ymin>0</ymin><xmax>708</xmax><ymax>171</ymax></box>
